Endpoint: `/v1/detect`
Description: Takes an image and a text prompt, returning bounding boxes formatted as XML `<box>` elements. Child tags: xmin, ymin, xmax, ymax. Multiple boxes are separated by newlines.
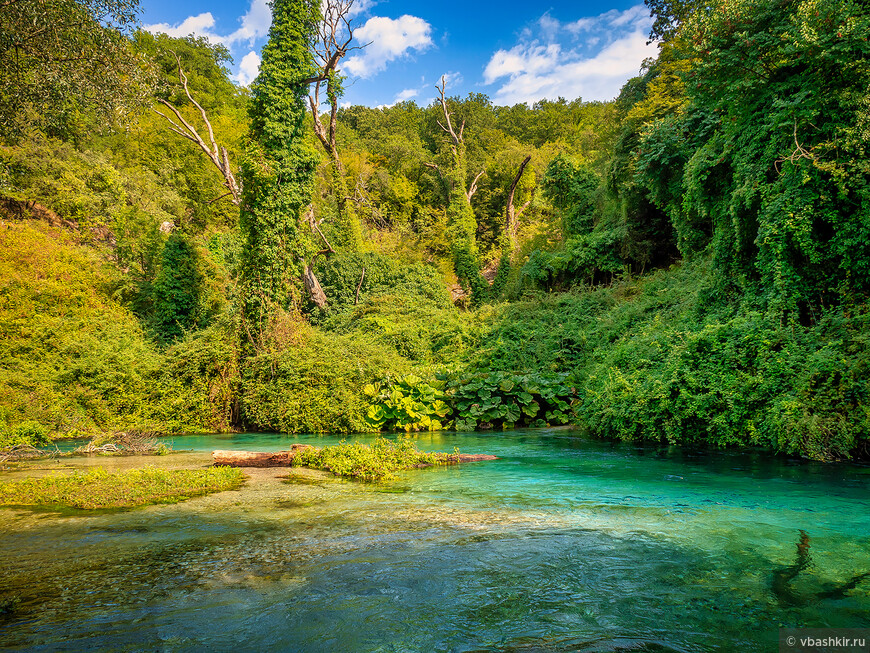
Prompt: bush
<box><xmin>0</xmin><ymin>421</ymin><xmax>50</xmax><ymax>449</ymax></box>
<box><xmin>292</xmin><ymin>437</ymin><xmax>457</xmax><ymax>481</ymax></box>
<box><xmin>313</xmin><ymin>252</ymin><xmax>451</xmax><ymax>310</ymax></box>
<box><xmin>241</xmin><ymin>321</ymin><xmax>410</xmax><ymax>434</ymax></box>
<box><xmin>317</xmin><ymin>293</ymin><xmax>484</xmax><ymax>365</ymax></box>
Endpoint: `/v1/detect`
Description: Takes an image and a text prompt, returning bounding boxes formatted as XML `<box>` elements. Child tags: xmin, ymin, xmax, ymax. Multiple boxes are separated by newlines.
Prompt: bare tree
<box><xmin>307</xmin><ymin>0</ymin><xmax>364</xmax><ymax>173</ymax></box>
<box><xmin>430</xmin><ymin>76</ymin><xmax>485</xmax><ymax>201</ymax></box>
<box><xmin>154</xmin><ymin>53</ymin><xmax>241</xmax><ymax>206</ymax></box>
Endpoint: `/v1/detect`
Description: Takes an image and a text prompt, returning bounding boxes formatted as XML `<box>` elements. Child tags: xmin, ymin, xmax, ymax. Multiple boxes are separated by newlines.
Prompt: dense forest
<box><xmin>1</xmin><ymin>0</ymin><xmax>868</xmax><ymax>461</ymax></box>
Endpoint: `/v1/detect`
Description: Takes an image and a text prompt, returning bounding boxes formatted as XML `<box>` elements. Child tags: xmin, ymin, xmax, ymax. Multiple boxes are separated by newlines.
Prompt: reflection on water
<box><xmin>2</xmin><ymin>430</ymin><xmax>869</xmax><ymax>651</ymax></box>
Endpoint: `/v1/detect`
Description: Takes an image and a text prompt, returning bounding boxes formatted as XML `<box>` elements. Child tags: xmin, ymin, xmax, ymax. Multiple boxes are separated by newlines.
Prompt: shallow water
<box><xmin>2</xmin><ymin>430</ymin><xmax>869</xmax><ymax>651</ymax></box>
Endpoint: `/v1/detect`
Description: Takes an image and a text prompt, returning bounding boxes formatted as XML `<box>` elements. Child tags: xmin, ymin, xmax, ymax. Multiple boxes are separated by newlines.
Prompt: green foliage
<box><xmin>446</xmin><ymin>371</ymin><xmax>576</xmax><ymax>431</ymax></box>
<box><xmin>542</xmin><ymin>155</ymin><xmax>599</xmax><ymax>235</ymax></box>
<box><xmin>313</xmin><ymin>252</ymin><xmax>451</xmax><ymax>310</ymax></box>
<box><xmin>316</xmin><ymin>294</ymin><xmax>484</xmax><ymax>365</ymax></box>
<box><xmin>363</xmin><ymin>374</ymin><xmax>451</xmax><ymax>431</ymax></box>
<box><xmin>241</xmin><ymin>317</ymin><xmax>410</xmax><ymax>433</ymax></box>
<box><xmin>520</xmin><ymin>229</ymin><xmax>625</xmax><ymax>291</ymax></box>
<box><xmin>637</xmin><ymin>0</ymin><xmax>870</xmax><ymax>315</ymax></box>
<box><xmin>291</xmin><ymin>437</ymin><xmax>456</xmax><ymax>481</ymax></box>
<box><xmin>480</xmin><ymin>259</ymin><xmax>869</xmax><ymax>460</ymax></box>
<box><xmin>239</xmin><ymin>0</ymin><xmax>320</xmax><ymax>325</ymax></box>
<box><xmin>0</xmin><ymin>221</ymin><xmax>233</xmax><ymax>436</ymax></box>
<box><xmin>146</xmin><ymin>320</ymin><xmax>241</xmax><ymax>433</ymax></box>
<box><xmin>0</xmin><ymin>0</ymin><xmax>153</xmax><ymax>140</ymax></box>
<box><xmin>0</xmin><ymin>466</ymin><xmax>245</xmax><ymax>510</ymax></box>
<box><xmin>0</xmin><ymin>420</ymin><xmax>51</xmax><ymax>449</ymax></box>
<box><xmin>150</xmin><ymin>234</ymin><xmax>207</xmax><ymax>343</ymax></box>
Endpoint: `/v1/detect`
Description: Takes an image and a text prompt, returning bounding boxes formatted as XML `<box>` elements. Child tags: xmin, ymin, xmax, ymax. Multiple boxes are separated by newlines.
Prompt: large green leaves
<box><xmin>445</xmin><ymin>371</ymin><xmax>576</xmax><ymax>429</ymax></box>
<box><xmin>363</xmin><ymin>374</ymin><xmax>449</xmax><ymax>432</ymax></box>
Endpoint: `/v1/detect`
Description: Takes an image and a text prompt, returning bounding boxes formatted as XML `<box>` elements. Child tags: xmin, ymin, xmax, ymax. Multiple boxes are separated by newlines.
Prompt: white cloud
<box><xmin>143</xmin><ymin>12</ymin><xmax>221</xmax><ymax>41</ymax></box>
<box><xmin>144</xmin><ymin>0</ymin><xmax>272</xmax><ymax>46</ymax></box>
<box><xmin>343</xmin><ymin>15</ymin><xmax>433</xmax><ymax>78</ymax></box>
<box><xmin>395</xmin><ymin>87</ymin><xmax>420</xmax><ymax>102</ymax></box>
<box><xmin>236</xmin><ymin>51</ymin><xmax>261</xmax><ymax>86</ymax></box>
<box><xmin>482</xmin><ymin>4</ymin><xmax>657</xmax><ymax>104</ymax></box>
<box><xmin>225</xmin><ymin>0</ymin><xmax>271</xmax><ymax>45</ymax></box>
<box><xmin>348</xmin><ymin>0</ymin><xmax>378</xmax><ymax>18</ymax></box>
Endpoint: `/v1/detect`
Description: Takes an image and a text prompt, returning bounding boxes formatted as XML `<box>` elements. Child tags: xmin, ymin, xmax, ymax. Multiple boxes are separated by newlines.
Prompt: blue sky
<box><xmin>140</xmin><ymin>0</ymin><xmax>658</xmax><ymax>108</ymax></box>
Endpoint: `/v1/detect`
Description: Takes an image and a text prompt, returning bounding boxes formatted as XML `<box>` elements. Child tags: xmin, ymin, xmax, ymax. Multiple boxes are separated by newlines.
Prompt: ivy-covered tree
<box><xmin>431</xmin><ymin>78</ymin><xmax>488</xmax><ymax>303</ymax></box>
<box><xmin>239</xmin><ymin>0</ymin><xmax>321</xmax><ymax>326</ymax></box>
<box><xmin>637</xmin><ymin>0</ymin><xmax>870</xmax><ymax>317</ymax></box>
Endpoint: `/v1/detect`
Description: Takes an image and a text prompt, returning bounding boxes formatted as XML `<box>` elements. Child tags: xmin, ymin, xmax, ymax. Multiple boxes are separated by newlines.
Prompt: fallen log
<box><xmin>212</xmin><ymin>444</ymin><xmax>313</xmax><ymax>468</ymax></box>
<box><xmin>212</xmin><ymin>446</ymin><xmax>497</xmax><ymax>468</ymax></box>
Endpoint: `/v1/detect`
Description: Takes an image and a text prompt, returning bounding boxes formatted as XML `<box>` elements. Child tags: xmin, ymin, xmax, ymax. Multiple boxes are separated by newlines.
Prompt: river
<box><xmin>1</xmin><ymin>430</ymin><xmax>868</xmax><ymax>651</ymax></box>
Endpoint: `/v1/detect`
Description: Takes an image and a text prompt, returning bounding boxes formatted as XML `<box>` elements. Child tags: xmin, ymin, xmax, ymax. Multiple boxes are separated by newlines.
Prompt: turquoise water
<box><xmin>1</xmin><ymin>430</ymin><xmax>869</xmax><ymax>651</ymax></box>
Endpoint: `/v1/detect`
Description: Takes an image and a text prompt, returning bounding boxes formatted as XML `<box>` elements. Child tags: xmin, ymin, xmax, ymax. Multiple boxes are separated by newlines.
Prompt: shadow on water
<box><xmin>772</xmin><ymin>529</ymin><xmax>870</xmax><ymax>606</ymax></box>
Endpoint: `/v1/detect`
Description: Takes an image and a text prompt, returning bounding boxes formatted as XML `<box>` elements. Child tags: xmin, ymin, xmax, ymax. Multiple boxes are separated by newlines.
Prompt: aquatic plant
<box><xmin>446</xmin><ymin>371</ymin><xmax>576</xmax><ymax>430</ymax></box>
<box><xmin>291</xmin><ymin>437</ymin><xmax>456</xmax><ymax>482</ymax></box>
<box><xmin>0</xmin><ymin>466</ymin><xmax>245</xmax><ymax>510</ymax></box>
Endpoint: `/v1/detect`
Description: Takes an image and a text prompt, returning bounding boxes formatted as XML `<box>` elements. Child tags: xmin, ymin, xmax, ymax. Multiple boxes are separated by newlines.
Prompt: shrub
<box><xmin>241</xmin><ymin>322</ymin><xmax>410</xmax><ymax>433</ymax></box>
<box><xmin>291</xmin><ymin>437</ymin><xmax>457</xmax><ymax>481</ymax></box>
<box><xmin>0</xmin><ymin>421</ymin><xmax>51</xmax><ymax>449</ymax></box>
<box><xmin>313</xmin><ymin>252</ymin><xmax>451</xmax><ymax>310</ymax></box>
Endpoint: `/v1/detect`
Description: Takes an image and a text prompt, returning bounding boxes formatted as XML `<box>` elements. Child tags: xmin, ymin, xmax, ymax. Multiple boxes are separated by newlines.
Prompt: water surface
<box><xmin>1</xmin><ymin>430</ymin><xmax>869</xmax><ymax>651</ymax></box>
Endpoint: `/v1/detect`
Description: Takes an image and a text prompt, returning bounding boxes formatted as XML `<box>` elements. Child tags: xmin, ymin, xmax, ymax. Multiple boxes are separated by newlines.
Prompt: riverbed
<box><xmin>1</xmin><ymin>430</ymin><xmax>868</xmax><ymax>651</ymax></box>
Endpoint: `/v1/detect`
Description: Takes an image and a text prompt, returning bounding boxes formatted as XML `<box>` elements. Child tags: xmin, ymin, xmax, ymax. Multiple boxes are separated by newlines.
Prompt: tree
<box><xmin>0</xmin><ymin>0</ymin><xmax>151</xmax><ymax>140</ymax></box>
<box><xmin>430</xmin><ymin>76</ymin><xmax>488</xmax><ymax>302</ymax></box>
<box><xmin>637</xmin><ymin>0</ymin><xmax>870</xmax><ymax>316</ymax></box>
<box><xmin>150</xmin><ymin>233</ymin><xmax>205</xmax><ymax>343</ymax></box>
<box><xmin>239</xmin><ymin>0</ymin><xmax>322</xmax><ymax>325</ymax></box>
<box><xmin>307</xmin><ymin>0</ymin><xmax>364</xmax><ymax>250</ymax></box>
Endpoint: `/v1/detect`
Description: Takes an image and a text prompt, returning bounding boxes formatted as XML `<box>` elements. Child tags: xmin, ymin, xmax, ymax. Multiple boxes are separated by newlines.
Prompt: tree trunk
<box><xmin>303</xmin><ymin>264</ymin><xmax>328</xmax><ymax>309</ymax></box>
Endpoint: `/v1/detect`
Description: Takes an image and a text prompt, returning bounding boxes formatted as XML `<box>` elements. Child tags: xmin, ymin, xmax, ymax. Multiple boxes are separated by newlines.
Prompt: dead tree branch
<box><xmin>154</xmin><ymin>53</ymin><xmax>241</xmax><ymax>205</ymax></box>
<box><xmin>436</xmin><ymin>75</ymin><xmax>465</xmax><ymax>154</ymax></box>
<box><xmin>467</xmin><ymin>169</ymin><xmax>485</xmax><ymax>202</ymax></box>
<box><xmin>354</xmin><ymin>267</ymin><xmax>365</xmax><ymax>305</ymax></box>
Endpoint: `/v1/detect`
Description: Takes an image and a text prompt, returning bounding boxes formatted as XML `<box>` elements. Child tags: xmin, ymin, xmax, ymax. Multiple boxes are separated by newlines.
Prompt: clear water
<box><xmin>2</xmin><ymin>430</ymin><xmax>869</xmax><ymax>652</ymax></box>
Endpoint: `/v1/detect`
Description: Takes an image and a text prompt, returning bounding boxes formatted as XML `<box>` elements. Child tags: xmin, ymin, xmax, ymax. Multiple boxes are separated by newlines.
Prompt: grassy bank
<box><xmin>0</xmin><ymin>466</ymin><xmax>245</xmax><ymax>510</ymax></box>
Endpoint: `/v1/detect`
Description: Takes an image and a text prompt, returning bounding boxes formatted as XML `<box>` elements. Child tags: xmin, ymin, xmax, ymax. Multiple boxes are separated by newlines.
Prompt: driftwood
<box><xmin>212</xmin><ymin>446</ymin><xmax>497</xmax><ymax>468</ymax></box>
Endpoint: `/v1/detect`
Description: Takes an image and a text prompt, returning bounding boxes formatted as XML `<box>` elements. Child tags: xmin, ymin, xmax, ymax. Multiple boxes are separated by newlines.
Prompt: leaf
<box><xmin>432</xmin><ymin>400</ymin><xmax>451</xmax><ymax>417</ymax></box>
<box><xmin>521</xmin><ymin>400</ymin><xmax>540</xmax><ymax>418</ymax></box>
<box><xmin>363</xmin><ymin>383</ymin><xmax>378</xmax><ymax>397</ymax></box>
<box><xmin>499</xmin><ymin>378</ymin><xmax>515</xmax><ymax>392</ymax></box>
<box><xmin>504</xmin><ymin>402</ymin><xmax>521</xmax><ymax>423</ymax></box>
